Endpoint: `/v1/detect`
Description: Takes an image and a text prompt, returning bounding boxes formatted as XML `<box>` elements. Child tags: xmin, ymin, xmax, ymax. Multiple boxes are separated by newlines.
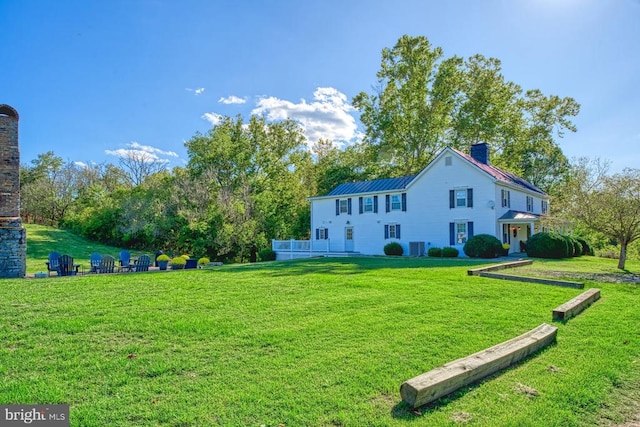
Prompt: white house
<box><xmin>301</xmin><ymin>143</ymin><xmax>550</xmax><ymax>257</ymax></box>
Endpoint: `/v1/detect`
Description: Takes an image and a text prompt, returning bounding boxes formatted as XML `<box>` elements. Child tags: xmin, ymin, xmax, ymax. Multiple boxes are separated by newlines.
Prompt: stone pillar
<box><xmin>0</xmin><ymin>104</ymin><xmax>26</xmax><ymax>278</ymax></box>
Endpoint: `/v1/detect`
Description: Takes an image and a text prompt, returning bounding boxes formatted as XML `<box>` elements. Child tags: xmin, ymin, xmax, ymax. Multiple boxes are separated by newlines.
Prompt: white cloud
<box><xmin>105</xmin><ymin>141</ymin><xmax>178</xmax><ymax>163</ymax></box>
<box><xmin>185</xmin><ymin>87</ymin><xmax>205</xmax><ymax>95</ymax></box>
<box><xmin>218</xmin><ymin>95</ymin><xmax>246</xmax><ymax>104</ymax></box>
<box><xmin>251</xmin><ymin>87</ymin><xmax>360</xmax><ymax>147</ymax></box>
<box><xmin>202</xmin><ymin>112</ymin><xmax>224</xmax><ymax>126</ymax></box>
<box><xmin>74</xmin><ymin>161</ymin><xmax>88</xmax><ymax>168</ymax></box>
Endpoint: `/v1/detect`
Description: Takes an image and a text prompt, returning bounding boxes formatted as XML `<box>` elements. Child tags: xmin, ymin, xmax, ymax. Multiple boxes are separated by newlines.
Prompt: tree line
<box><xmin>19</xmin><ymin>35</ymin><xmax>640</xmax><ymax>267</ymax></box>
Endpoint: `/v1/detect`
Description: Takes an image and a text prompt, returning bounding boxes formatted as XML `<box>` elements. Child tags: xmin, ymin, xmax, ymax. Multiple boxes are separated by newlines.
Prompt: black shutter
<box><xmin>347</xmin><ymin>198</ymin><xmax>352</xmax><ymax>215</ymax></box>
<box><xmin>385</xmin><ymin>195</ymin><xmax>390</xmax><ymax>213</ymax></box>
<box><xmin>449</xmin><ymin>190</ymin><xmax>455</xmax><ymax>209</ymax></box>
<box><xmin>315</xmin><ymin>228</ymin><xmax>319</xmax><ymax>240</ymax></box>
<box><xmin>401</xmin><ymin>193</ymin><xmax>407</xmax><ymax>211</ymax></box>
<box><xmin>468</xmin><ymin>221</ymin><xmax>474</xmax><ymax>238</ymax></box>
<box><xmin>449</xmin><ymin>222</ymin><xmax>455</xmax><ymax>245</ymax></box>
<box><xmin>373</xmin><ymin>196</ymin><xmax>378</xmax><ymax>213</ymax></box>
<box><xmin>359</xmin><ymin>197</ymin><xmax>363</xmax><ymax>214</ymax></box>
<box><xmin>467</xmin><ymin>188</ymin><xmax>473</xmax><ymax>208</ymax></box>
<box><xmin>325</xmin><ymin>228</ymin><xmax>329</xmax><ymax>239</ymax></box>
<box><xmin>384</xmin><ymin>225</ymin><xmax>389</xmax><ymax>239</ymax></box>
<box><xmin>396</xmin><ymin>224</ymin><xmax>401</xmax><ymax>239</ymax></box>
<box><xmin>335</xmin><ymin>199</ymin><xmax>340</xmax><ymax>216</ymax></box>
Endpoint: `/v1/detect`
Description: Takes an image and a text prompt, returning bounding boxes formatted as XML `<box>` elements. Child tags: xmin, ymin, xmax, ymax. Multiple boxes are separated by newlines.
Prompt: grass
<box><xmin>1</xmin><ymin>225</ymin><xmax>639</xmax><ymax>425</ymax></box>
<box><xmin>24</xmin><ymin>223</ymin><xmax>151</xmax><ymax>274</ymax></box>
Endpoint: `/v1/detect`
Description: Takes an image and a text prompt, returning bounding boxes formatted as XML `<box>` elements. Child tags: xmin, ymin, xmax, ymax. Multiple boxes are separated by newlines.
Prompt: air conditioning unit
<box><xmin>409</xmin><ymin>241</ymin><xmax>425</xmax><ymax>257</ymax></box>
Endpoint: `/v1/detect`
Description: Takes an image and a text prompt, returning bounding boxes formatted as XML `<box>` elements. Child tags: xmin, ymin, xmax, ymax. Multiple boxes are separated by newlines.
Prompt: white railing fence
<box><xmin>272</xmin><ymin>239</ymin><xmax>331</xmax><ymax>259</ymax></box>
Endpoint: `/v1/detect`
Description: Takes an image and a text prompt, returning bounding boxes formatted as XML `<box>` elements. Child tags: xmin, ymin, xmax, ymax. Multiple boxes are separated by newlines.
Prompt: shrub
<box><xmin>171</xmin><ymin>256</ymin><xmax>187</xmax><ymax>270</ymax></box>
<box><xmin>384</xmin><ymin>242</ymin><xmax>403</xmax><ymax>256</ymax></box>
<box><xmin>526</xmin><ymin>232</ymin><xmax>570</xmax><ymax>259</ymax></box>
<box><xmin>441</xmin><ymin>247</ymin><xmax>459</xmax><ymax>258</ymax></box>
<box><xmin>576</xmin><ymin>238</ymin><xmax>594</xmax><ymax>256</ymax></box>
<box><xmin>197</xmin><ymin>257</ymin><xmax>210</xmax><ymax>266</ymax></box>
<box><xmin>463</xmin><ymin>234</ymin><xmax>503</xmax><ymax>258</ymax></box>
<box><xmin>258</xmin><ymin>248</ymin><xmax>277</xmax><ymax>261</ymax></box>
<box><xmin>568</xmin><ymin>237</ymin><xmax>582</xmax><ymax>257</ymax></box>
<box><xmin>428</xmin><ymin>247</ymin><xmax>442</xmax><ymax>257</ymax></box>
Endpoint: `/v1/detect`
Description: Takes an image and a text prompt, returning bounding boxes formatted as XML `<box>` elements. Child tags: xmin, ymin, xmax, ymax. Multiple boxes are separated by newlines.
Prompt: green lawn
<box><xmin>1</xmin><ymin>226</ymin><xmax>639</xmax><ymax>426</ymax></box>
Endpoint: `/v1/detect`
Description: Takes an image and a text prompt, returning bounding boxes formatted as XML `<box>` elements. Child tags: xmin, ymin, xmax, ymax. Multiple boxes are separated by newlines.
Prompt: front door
<box><xmin>345</xmin><ymin>226</ymin><xmax>354</xmax><ymax>252</ymax></box>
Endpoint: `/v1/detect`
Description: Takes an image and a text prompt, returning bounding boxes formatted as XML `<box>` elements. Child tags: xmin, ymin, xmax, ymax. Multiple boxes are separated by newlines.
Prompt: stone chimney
<box><xmin>470</xmin><ymin>142</ymin><xmax>490</xmax><ymax>165</ymax></box>
<box><xmin>0</xmin><ymin>104</ymin><xmax>26</xmax><ymax>278</ymax></box>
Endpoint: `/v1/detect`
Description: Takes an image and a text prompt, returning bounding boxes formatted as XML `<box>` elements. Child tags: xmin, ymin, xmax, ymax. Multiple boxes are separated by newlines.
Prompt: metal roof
<box><xmin>498</xmin><ymin>210</ymin><xmax>542</xmax><ymax>221</ymax></box>
<box><xmin>326</xmin><ymin>175</ymin><xmax>416</xmax><ymax>197</ymax></box>
<box><xmin>452</xmin><ymin>149</ymin><xmax>547</xmax><ymax>195</ymax></box>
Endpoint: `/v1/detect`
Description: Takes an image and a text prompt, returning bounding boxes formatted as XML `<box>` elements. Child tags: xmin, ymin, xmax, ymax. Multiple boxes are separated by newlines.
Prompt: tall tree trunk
<box><xmin>617</xmin><ymin>241</ymin><xmax>627</xmax><ymax>270</ymax></box>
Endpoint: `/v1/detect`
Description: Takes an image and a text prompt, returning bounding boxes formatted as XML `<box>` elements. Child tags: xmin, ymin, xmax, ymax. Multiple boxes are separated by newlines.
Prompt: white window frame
<box><xmin>456</xmin><ymin>190</ymin><xmax>467</xmax><ymax>208</ymax></box>
<box><xmin>390</xmin><ymin>194</ymin><xmax>402</xmax><ymax>211</ymax></box>
<box><xmin>456</xmin><ymin>222</ymin><xmax>467</xmax><ymax>244</ymax></box>
<box><xmin>318</xmin><ymin>228</ymin><xmax>328</xmax><ymax>240</ymax></box>
<box><xmin>339</xmin><ymin>199</ymin><xmax>348</xmax><ymax>214</ymax></box>
<box><xmin>389</xmin><ymin>224</ymin><xmax>399</xmax><ymax>239</ymax></box>
<box><xmin>526</xmin><ymin>196</ymin><xmax>534</xmax><ymax>212</ymax></box>
<box><xmin>363</xmin><ymin>196</ymin><xmax>374</xmax><ymax>213</ymax></box>
<box><xmin>541</xmin><ymin>200</ymin><xmax>548</xmax><ymax>214</ymax></box>
<box><xmin>502</xmin><ymin>189</ymin><xmax>510</xmax><ymax>208</ymax></box>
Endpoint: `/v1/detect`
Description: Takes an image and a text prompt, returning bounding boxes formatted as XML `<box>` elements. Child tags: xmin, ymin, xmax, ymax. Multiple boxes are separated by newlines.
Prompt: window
<box><xmin>336</xmin><ymin>198</ymin><xmax>352</xmax><ymax>215</ymax></box>
<box><xmin>339</xmin><ymin>199</ymin><xmax>348</xmax><ymax>214</ymax></box>
<box><xmin>450</xmin><ymin>221</ymin><xmax>474</xmax><ymax>245</ymax></box>
<box><xmin>456</xmin><ymin>222</ymin><xmax>467</xmax><ymax>244</ymax></box>
<box><xmin>449</xmin><ymin>189</ymin><xmax>473</xmax><ymax>208</ymax></box>
<box><xmin>541</xmin><ymin>200</ymin><xmax>548</xmax><ymax>214</ymax></box>
<box><xmin>501</xmin><ymin>189</ymin><xmax>511</xmax><ymax>208</ymax></box>
<box><xmin>384</xmin><ymin>224</ymin><xmax>401</xmax><ymax>239</ymax></box>
<box><xmin>363</xmin><ymin>197</ymin><xmax>373</xmax><ymax>213</ymax></box>
<box><xmin>445</xmin><ymin>156</ymin><xmax>452</xmax><ymax>166</ymax></box>
<box><xmin>526</xmin><ymin>196</ymin><xmax>534</xmax><ymax>212</ymax></box>
<box><xmin>316</xmin><ymin>228</ymin><xmax>328</xmax><ymax>240</ymax></box>
<box><xmin>385</xmin><ymin>193</ymin><xmax>407</xmax><ymax>212</ymax></box>
<box><xmin>391</xmin><ymin>195</ymin><xmax>401</xmax><ymax>211</ymax></box>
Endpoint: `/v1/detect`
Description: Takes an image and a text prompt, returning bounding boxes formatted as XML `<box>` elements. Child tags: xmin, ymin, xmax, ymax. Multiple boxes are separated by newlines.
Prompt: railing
<box><xmin>272</xmin><ymin>239</ymin><xmax>330</xmax><ymax>259</ymax></box>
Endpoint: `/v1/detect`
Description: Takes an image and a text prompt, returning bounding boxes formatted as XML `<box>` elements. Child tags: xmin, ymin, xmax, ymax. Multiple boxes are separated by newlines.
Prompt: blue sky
<box><xmin>2</xmin><ymin>0</ymin><xmax>639</xmax><ymax>172</ymax></box>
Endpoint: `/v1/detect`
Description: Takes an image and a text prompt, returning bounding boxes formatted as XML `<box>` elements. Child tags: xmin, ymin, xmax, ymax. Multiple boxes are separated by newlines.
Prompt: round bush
<box><xmin>156</xmin><ymin>254</ymin><xmax>170</xmax><ymax>262</ymax></box>
<box><xmin>384</xmin><ymin>242</ymin><xmax>403</xmax><ymax>256</ymax></box>
<box><xmin>441</xmin><ymin>247</ymin><xmax>459</xmax><ymax>258</ymax></box>
<box><xmin>568</xmin><ymin>237</ymin><xmax>582</xmax><ymax>257</ymax></box>
<box><xmin>428</xmin><ymin>247</ymin><xmax>442</xmax><ymax>257</ymax></box>
<box><xmin>576</xmin><ymin>238</ymin><xmax>594</xmax><ymax>256</ymax></box>
<box><xmin>197</xmin><ymin>257</ymin><xmax>210</xmax><ymax>266</ymax></box>
<box><xmin>258</xmin><ymin>248</ymin><xmax>277</xmax><ymax>261</ymax></box>
<box><xmin>463</xmin><ymin>234</ymin><xmax>503</xmax><ymax>258</ymax></box>
<box><xmin>526</xmin><ymin>232</ymin><xmax>569</xmax><ymax>259</ymax></box>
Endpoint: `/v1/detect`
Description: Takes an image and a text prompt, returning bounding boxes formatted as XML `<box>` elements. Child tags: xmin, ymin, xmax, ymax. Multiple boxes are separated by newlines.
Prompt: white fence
<box><xmin>272</xmin><ymin>239</ymin><xmax>330</xmax><ymax>260</ymax></box>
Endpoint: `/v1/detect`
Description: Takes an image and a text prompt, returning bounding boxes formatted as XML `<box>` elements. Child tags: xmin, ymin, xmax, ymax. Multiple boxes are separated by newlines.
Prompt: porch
<box><xmin>498</xmin><ymin>210</ymin><xmax>545</xmax><ymax>253</ymax></box>
<box><xmin>271</xmin><ymin>239</ymin><xmax>360</xmax><ymax>260</ymax></box>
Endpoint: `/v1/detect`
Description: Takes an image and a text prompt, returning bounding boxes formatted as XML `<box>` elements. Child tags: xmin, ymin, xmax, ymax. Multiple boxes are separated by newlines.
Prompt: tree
<box><xmin>353</xmin><ymin>35</ymin><xmax>580</xmax><ymax>194</ymax></box>
<box><xmin>118</xmin><ymin>150</ymin><xmax>168</xmax><ymax>186</ymax></box>
<box><xmin>566</xmin><ymin>159</ymin><xmax>640</xmax><ymax>270</ymax></box>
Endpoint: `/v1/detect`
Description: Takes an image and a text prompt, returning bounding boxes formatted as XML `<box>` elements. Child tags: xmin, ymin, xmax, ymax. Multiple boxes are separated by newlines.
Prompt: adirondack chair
<box><xmin>58</xmin><ymin>254</ymin><xmax>76</xmax><ymax>276</ymax></box>
<box><xmin>119</xmin><ymin>250</ymin><xmax>133</xmax><ymax>272</ymax></box>
<box><xmin>46</xmin><ymin>251</ymin><xmax>61</xmax><ymax>276</ymax></box>
<box><xmin>89</xmin><ymin>253</ymin><xmax>102</xmax><ymax>273</ymax></box>
<box><xmin>133</xmin><ymin>254</ymin><xmax>151</xmax><ymax>272</ymax></box>
<box><xmin>98</xmin><ymin>255</ymin><xmax>115</xmax><ymax>274</ymax></box>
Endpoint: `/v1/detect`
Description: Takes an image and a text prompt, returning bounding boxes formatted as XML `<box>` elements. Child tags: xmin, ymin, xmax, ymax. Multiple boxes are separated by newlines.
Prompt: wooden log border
<box><xmin>477</xmin><ymin>272</ymin><xmax>584</xmax><ymax>289</ymax></box>
<box><xmin>400</xmin><ymin>323</ymin><xmax>558</xmax><ymax>409</ymax></box>
<box><xmin>467</xmin><ymin>259</ymin><xmax>533</xmax><ymax>276</ymax></box>
<box><xmin>552</xmin><ymin>288</ymin><xmax>600</xmax><ymax>321</ymax></box>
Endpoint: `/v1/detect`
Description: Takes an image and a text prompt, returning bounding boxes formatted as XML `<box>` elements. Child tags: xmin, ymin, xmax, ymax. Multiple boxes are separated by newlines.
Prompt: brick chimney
<box><xmin>470</xmin><ymin>143</ymin><xmax>490</xmax><ymax>165</ymax></box>
<box><xmin>0</xmin><ymin>104</ymin><xmax>26</xmax><ymax>278</ymax></box>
